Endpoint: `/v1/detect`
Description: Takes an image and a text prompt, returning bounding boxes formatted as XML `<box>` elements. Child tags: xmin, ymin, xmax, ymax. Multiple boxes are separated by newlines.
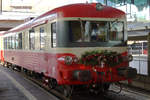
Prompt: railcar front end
<box><xmin>48</xmin><ymin>18</ymin><xmax>137</xmax><ymax>87</ymax></box>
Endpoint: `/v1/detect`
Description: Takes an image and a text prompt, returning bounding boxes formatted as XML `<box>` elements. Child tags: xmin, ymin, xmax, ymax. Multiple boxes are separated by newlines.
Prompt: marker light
<box><xmin>128</xmin><ymin>54</ymin><xmax>133</xmax><ymax>62</ymax></box>
<box><xmin>65</xmin><ymin>56</ymin><xmax>73</xmax><ymax>65</ymax></box>
<box><xmin>96</xmin><ymin>3</ymin><xmax>103</xmax><ymax>10</ymax></box>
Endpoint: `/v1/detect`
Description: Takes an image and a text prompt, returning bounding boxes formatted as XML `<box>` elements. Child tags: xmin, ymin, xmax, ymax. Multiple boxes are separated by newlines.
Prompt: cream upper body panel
<box><xmin>47</xmin><ymin>47</ymin><xmax>127</xmax><ymax>57</ymax></box>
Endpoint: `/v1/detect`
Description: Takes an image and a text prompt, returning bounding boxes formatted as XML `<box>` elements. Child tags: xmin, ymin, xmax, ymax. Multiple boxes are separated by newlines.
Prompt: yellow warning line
<box><xmin>0</xmin><ymin>70</ymin><xmax>37</xmax><ymax>100</ymax></box>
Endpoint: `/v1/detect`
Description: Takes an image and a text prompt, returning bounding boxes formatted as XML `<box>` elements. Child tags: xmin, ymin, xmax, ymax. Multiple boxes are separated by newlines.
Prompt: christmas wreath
<box><xmin>80</xmin><ymin>50</ymin><xmax>123</xmax><ymax>67</ymax></box>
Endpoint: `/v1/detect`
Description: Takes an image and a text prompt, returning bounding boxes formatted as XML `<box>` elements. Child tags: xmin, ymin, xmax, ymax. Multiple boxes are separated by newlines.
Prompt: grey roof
<box><xmin>127</xmin><ymin>22</ymin><xmax>150</xmax><ymax>31</ymax></box>
<box><xmin>0</xmin><ymin>11</ymin><xmax>38</xmax><ymax>20</ymax></box>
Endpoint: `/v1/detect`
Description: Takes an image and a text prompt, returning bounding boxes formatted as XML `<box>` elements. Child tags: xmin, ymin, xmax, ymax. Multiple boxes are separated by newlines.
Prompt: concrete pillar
<box><xmin>0</xmin><ymin>0</ymin><xmax>2</xmax><ymax>14</ymax></box>
<box><xmin>104</xmin><ymin>0</ymin><xmax>107</xmax><ymax>5</ymax></box>
<box><xmin>148</xmin><ymin>32</ymin><xmax>150</xmax><ymax>76</ymax></box>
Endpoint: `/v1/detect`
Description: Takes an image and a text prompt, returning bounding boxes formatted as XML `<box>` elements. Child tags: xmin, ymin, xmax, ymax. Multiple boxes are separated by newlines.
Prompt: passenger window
<box><xmin>8</xmin><ymin>37</ymin><xmax>11</xmax><ymax>49</ymax></box>
<box><xmin>51</xmin><ymin>22</ymin><xmax>56</xmax><ymax>48</ymax></box>
<box><xmin>11</xmin><ymin>36</ymin><xmax>15</xmax><ymax>49</ymax></box>
<box><xmin>16</xmin><ymin>34</ymin><xmax>19</xmax><ymax>49</ymax></box>
<box><xmin>10</xmin><ymin>36</ymin><xmax>12</xmax><ymax>49</ymax></box>
<box><xmin>40</xmin><ymin>27</ymin><xmax>46</xmax><ymax>50</ymax></box>
<box><xmin>18</xmin><ymin>33</ymin><xmax>22</xmax><ymax>49</ymax></box>
<box><xmin>13</xmin><ymin>35</ymin><xmax>16</xmax><ymax>49</ymax></box>
<box><xmin>29</xmin><ymin>29</ymin><xmax>35</xmax><ymax>50</ymax></box>
<box><xmin>4</xmin><ymin>37</ymin><xmax>7</xmax><ymax>49</ymax></box>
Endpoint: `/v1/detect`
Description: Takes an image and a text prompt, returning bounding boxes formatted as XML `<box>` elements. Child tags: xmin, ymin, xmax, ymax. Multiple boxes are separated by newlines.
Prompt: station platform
<box><xmin>1</xmin><ymin>65</ymin><xmax>150</xmax><ymax>100</ymax></box>
<box><xmin>0</xmin><ymin>66</ymin><xmax>59</xmax><ymax>100</ymax></box>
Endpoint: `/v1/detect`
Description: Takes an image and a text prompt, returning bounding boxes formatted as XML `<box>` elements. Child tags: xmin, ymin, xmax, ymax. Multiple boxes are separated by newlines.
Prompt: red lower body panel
<box><xmin>4</xmin><ymin>50</ymin><xmax>131</xmax><ymax>85</ymax></box>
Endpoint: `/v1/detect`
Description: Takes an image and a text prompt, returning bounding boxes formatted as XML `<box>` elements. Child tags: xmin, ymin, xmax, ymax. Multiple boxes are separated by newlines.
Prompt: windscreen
<box><xmin>55</xmin><ymin>20</ymin><xmax>126</xmax><ymax>47</ymax></box>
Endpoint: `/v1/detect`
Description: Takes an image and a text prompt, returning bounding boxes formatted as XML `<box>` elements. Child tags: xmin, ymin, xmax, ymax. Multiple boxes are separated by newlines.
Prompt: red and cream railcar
<box><xmin>0</xmin><ymin>3</ymin><xmax>136</xmax><ymax>93</ymax></box>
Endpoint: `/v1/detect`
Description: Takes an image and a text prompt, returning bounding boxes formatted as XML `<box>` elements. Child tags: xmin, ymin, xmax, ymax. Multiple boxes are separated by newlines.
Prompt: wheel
<box><xmin>4</xmin><ymin>62</ymin><xmax>8</xmax><ymax>67</ymax></box>
<box><xmin>1</xmin><ymin>61</ymin><xmax>4</xmax><ymax>66</ymax></box>
<box><xmin>62</xmin><ymin>85</ymin><xmax>73</xmax><ymax>98</ymax></box>
<box><xmin>48</xmin><ymin>78</ymin><xmax>57</xmax><ymax>89</ymax></box>
<box><xmin>23</xmin><ymin>68</ymin><xmax>28</xmax><ymax>74</ymax></box>
<box><xmin>89</xmin><ymin>83</ymin><xmax>110</xmax><ymax>94</ymax></box>
<box><xmin>103</xmin><ymin>83</ymin><xmax>110</xmax><ymax>91</ymax></box>
<box><xmin>89</xmin><ymin>84</ymin><xmax>101</xmax><ymax>95</ymax></box>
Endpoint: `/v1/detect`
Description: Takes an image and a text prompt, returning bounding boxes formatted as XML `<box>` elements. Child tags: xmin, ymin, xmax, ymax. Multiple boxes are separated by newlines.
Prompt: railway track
<box><xmin>4</xmin><ymin>66</ymin><xmax>112</xmax><ymax>100</ymax></box>
<box><xmin>2</xmin><ymin>66</ymin><xmax>150</xmax><ymax>100</ymax></box>
<box><xmin>17</xmin><ymin>70</ymin><xmax>112</xmax><ymax>100</ymax></box>
<box><xmin>21</xmin><ymin>71</ymin><xmax>150</xmax><ymax>100</ymax></box>
<box><xmin>10</xmin><ymin>68</ymin><xmax>70</xmax><ymax>100</ymax></box>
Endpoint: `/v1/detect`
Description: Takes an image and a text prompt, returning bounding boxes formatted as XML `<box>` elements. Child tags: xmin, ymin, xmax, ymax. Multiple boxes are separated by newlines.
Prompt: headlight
<box><xmin>96</xmin><ymin>3</ymin><xmax>103</xmax><ymax>10</ymax></box>
<box><xmin>73</xmin><ymin>57</ymin><xmax>79</xmax><ymax>63</ymax></box>
<box><xmin>122</xmin><ymin>54</ymin><xmax>133</xmax><ymax>62</ymax></box>
<box><xmin>65</xmin><ymin>56</ymin><xmax>73</xmax><ymax>65</ymax></box>
<box><xmin>128</xmin><ymin>54</ymin><xmax>133</xmax><ymax>62</ymax></box>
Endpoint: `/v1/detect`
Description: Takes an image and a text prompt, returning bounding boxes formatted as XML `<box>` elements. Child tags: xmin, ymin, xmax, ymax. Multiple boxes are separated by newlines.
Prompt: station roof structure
<box><xmin>0</xmin><ymin>11</ymin><xmax>38</xmax><ymax>31</ymax></box>
<box><xmin>0</xmin><ymin>2</ymin><xmax>149</xmax><ymax>41</ymax></box>
<box><xmin>128</xmin><ymin>22</ymin><xmax>150</xmax><ymax>40</ymax></box>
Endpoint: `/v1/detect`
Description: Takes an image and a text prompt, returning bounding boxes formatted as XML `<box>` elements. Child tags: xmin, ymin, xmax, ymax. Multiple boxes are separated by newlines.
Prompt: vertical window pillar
<box><xmin>40</xmin><ymin>27</ymin><xmax>46</xmax><ymax>50</ymax></box>
<box><xmin>29</xmin><ymin>29</ymin><xmax>35</xmax><ymax>50</ymax></box>
<box><xmin>148</xmin><ymin>32</ymin><xmax>150</xmax><ymax>76</ymax></box>
<box><xmin>131</xmin><ymin>0</ymin><xmax>134</xmax><ymax>4</ymax></box>
<box><xmin>51</xmin><ymin>22</ymin><xmax>56</xmax><ymax>48</ymax></box>
<box><xmin>18</xmin><ymin>33</ymin><xmax>22</xmax><ymax>49</ymax></box>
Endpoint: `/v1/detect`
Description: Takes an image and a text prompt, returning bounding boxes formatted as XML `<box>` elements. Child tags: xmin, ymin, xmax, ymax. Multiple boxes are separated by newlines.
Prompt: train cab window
<box><xmin>40</xmin><ymin>27</ymin><xmax>46</xmax><ymax>50</ymax></box>
<box><xmin>87</xmin><ymin>22</ymin><xmax>108</xmax><ymax>42</ymax></box>
<box><xmin>18</xmin><ymin>33</ymin><xmax>22</xmax><ymax>49</ymax></box>
<box><xmin>68</xmin><ymin>21</ymin><xmax>108</xmax><ymax>42</ymax></box>
<box><xmin>57</xmin><ymin>20</ymin><xmax>125</xmax><ymax>47</ymax></box>
<box><xmin>29</xmin><ymin>29</ymin><xmax>35</xmax><ymax>50</ymax></box>
<box><xmin>109</xmin><ymin>22</ymin><xmax>124</xmax><ymax>41</ymax></box>
<box><xmin>51</xmin><ymin>22</ymin><xmax>56</xmax><ymax>48</ymax></box>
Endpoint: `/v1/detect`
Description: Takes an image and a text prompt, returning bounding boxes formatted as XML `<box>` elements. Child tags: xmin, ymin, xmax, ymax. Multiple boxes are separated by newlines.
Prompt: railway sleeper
<box><xmin>88</xmin><ymin>83</ymin><xmax>110</xmax><ymax>95</ymax></box>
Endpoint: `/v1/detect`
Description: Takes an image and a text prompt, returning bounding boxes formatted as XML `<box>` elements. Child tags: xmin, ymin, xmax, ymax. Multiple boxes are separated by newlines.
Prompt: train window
<box><xmin>109</xmin><ymin>22</ymin><xmax>124</xmax><ymax>41</ymax></box>
<box><xmin>88</xmin><ymin>22</ymin><xmax>108</xmax><ymax>42</ymax></box>
<box><xmin>29</xmin><ymin>29</ymin><xmax>35</xmax><ymax>50</ymax></box>
<box><xmin>14</xmin><ymin>35</ymin><xmax>16</xmax><ymax>49</ymax></box>
<box><xmin>69</xmin><ymin>21</ymin><xmax>82</xmax><ymax>42</ymax></box>
<box><xmin>15</xmin><ymin>34</ymin><xmax>19</xmax><ymax>49</ymax></box>
<box><xmin>40</xmin><ymin>27</ymin><xmax>46</xmax><ymax>50</ymax></box>
<box><xmin>51</xmin><ymin>22</ymin><xmax>56</xmax><ymax>48</ymax></box>
<box><xmin>56</xmin><ymin>20</ymin><xmax>125</xmax><ymax>47</ymax></box>
<box><xmin>18</xmin><ymin>33</ymin><xmax>22</xmax><ymax>49</ymax></box>
<box><xmin>11</xmin><ymin>36</ymin><xmax>15</xmax><ymax>49</ymax></box>
<box><xmin>10</xmin><ymin>36</ymin><xmax>12</xmax><ymax>49</ymax></box>
<box><xmin>4</xmin><ymin>37</ymin><xmax>7</xmax><ymax>49</ymax></box>
<box><xmin>68</xmin><ymin>21</ymin><xmax>108</xmax><ymax>42</ymax></box>
<box><xmin>6</xmin><ymin>37</ymin><xmax>8</xmax><ymax>49</ymax></box>
<box><xmin>8</xmin><ymin>37</ymin><xmax>11</xmax><ymax>49</ymax></box>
